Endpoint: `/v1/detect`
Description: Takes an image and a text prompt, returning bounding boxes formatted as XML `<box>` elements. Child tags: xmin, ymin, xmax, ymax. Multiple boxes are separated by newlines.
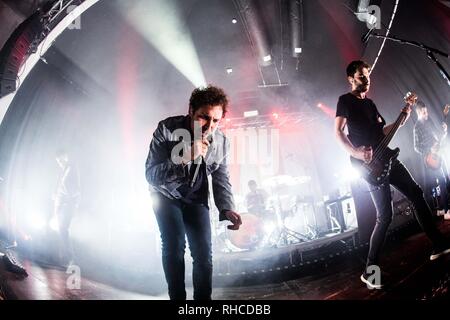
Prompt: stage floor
<box><xmin>1</xmin><ymin>220</ymin><xmax>449</xmax><ymax>300</ymax></box>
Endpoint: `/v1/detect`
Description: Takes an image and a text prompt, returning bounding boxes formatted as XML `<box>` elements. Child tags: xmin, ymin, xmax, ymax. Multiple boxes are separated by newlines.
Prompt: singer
<box><xmin>145</xmin><ymin>85</ymin><xmax>242</xmax><ymax>300</ymax></box>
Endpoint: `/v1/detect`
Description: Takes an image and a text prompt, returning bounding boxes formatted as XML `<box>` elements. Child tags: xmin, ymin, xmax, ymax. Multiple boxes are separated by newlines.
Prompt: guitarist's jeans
<box><xmin>152</xmin><ymin>192</ymin><xmax>212</xmax><ymax>300</ymax></box>
<box><xmin>424</xmin><ymin>165</ymin><xmax>448</xmax><ymax>213</ymax></box>
<box><xmin>366</xmin><ymin>160</ymin><xmax>447</xmax><ymax>269</ymax></box>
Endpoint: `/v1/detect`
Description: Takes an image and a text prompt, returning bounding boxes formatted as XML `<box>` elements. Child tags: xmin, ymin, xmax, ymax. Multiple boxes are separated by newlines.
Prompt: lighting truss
<box><xmin>221</xmin><ymin>111</ymin><xmax>321</xmax><ymax>130</ymax></box>
<box><xmin>30</xmin><ymin>0</ymin><xmax>84</xmax><ymax>53</ymax></box>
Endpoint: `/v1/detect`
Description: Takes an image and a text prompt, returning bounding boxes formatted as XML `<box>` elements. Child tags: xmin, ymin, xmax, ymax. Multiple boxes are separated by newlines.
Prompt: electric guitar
<box><xmin>424</xmin><ymin>104</ymin><xmax>449</xmax><ymax>170</ymax></box>
<box><xmin>350</xmin><ymin>92</ymin><xmax>418</xmax><ymax>186</ymax></box>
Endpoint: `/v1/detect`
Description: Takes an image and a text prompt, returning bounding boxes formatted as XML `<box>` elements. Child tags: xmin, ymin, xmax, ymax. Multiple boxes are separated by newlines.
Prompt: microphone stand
<box><xmin>368</xmin><ymin>33</ymin><xmax>450</xmax><ymax>88</ymax></box>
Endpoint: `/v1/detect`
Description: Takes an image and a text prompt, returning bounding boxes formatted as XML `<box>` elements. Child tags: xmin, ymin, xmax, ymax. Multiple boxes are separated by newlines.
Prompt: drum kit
<box><xmin>214</xmin><ymin>175</ymin><xmax>322</xmax><ymax>252</ymax></box>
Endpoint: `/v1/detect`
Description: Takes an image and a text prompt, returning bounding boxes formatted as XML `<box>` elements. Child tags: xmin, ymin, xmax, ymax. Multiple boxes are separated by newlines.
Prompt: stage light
<box><xmin>263</xmin><ymin>54</ymin><xmax>272</xmax><ymax>62</ymax></box>
<box><xmin>235</xmin><ymin>0</ymin><xmax>272</xmax><ymax>66</ymax></box>
<box><xmin>289</xmin><ymin>0</ymin><xmax>304</xmax><ymax>58</ymax></box>
<box><xmin>316</xmin><ymin>102</ymin><xmax>335</xmax><ymax>118</ymax></box>
<box><xmin>232</xmin><ymin>18</ymin><xmax>237</xmax><ymax>24</ymax></box>
<box><xmin>117</xmin><ymin>0</ymin><xmax>206</xmax><ymax>87</ymax></box>
<box><xmin>244</xmin><ymin>110</ymin><xmax>259</xmax><ymax>118</ymax></box>
<box><xmin>272</xmin><ymin>112</ymin><xmax>279</xmax><ymax>119</ymax></box>
<box><xmin>29</xmin><ymin>214</ymin><xmax>46</xmax><ymax>230</ymax></box>
<box><xmin>343</xmin><ymin>167</ymin><xmax>361</xmax><ymax>181</ymax></box>
<box><xmin>226</xmin><ymin>68</ymin><xmax>233</xmax><ymax>74</ymax></box>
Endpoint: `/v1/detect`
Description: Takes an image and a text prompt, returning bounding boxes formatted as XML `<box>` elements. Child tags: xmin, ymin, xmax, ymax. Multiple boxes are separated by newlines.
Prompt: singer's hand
<box><xmin>224</xmin><ymin>210</ymin><xmax>242</xmax><ymax>230</ymax></box>
<box><xmin>193</xmin><ymin>138</ymin><xmax>209</xmax><ymax>159</ymax></box>
<box><xmin>182</xmin><ymin>138</ymin><xmax>210</xmax><ymax>164</ymax></box>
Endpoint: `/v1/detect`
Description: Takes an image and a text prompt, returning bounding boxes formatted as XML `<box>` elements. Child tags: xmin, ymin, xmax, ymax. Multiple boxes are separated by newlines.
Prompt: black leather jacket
<box><xmin>145</xmin><ymin>115</ymin><xmax>235</xmax><ymax>220</ymax></box>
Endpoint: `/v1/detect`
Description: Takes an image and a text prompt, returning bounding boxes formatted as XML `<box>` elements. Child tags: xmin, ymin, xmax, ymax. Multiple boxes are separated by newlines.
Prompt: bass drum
<box><xmin>226</xmin><ymin>213</ymin><xmax>264</xmax><ymax>250</ymax></box>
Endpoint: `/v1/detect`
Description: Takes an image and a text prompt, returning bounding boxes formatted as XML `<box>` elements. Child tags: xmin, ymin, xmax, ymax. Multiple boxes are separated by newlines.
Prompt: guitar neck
<box><xmin>375</xmin><ymin>111</ymin><xmax>407</xmax><ymax>152</ymax></box>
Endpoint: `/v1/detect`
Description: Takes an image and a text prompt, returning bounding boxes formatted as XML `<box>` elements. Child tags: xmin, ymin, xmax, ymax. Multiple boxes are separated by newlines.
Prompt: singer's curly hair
<box><xmin>189</xmin><ymin>85</ymin><xmax>229</xmax><ymax>117</ymax></box>
<box><xmin>346</xmin><ymin>60</ymin><xmax>371</xmax><ymax>77</ymax></box>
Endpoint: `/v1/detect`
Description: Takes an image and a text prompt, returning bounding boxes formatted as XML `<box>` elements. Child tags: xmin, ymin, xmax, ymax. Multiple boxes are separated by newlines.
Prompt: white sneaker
<box><xmin>360</xmin><ymin>274</ymin><xmax>383</xmax><ymax>289</ymax></box>
<box><xmin>430</xmin><ymin>246</ymin><xmax>450</xmax><ymax>260</ymax></box>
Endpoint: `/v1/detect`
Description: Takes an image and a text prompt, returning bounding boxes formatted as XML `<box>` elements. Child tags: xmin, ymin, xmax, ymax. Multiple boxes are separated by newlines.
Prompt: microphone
<box><xmin>190</xmin><ymin>133</ymin><xmax>214</xmax><ymax>187</ymax></box>
<box><xmin>206</xmin><ymin>133</ymin><xmax>214</xmax><ymax>150</ymax></box>
<box><xmin>361</xmin><ymin>27</ymin><xmax>375</xmax><ymax>44</ymax></box>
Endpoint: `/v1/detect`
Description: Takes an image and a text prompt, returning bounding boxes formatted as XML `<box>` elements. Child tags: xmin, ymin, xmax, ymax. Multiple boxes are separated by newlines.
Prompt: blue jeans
<box><xmin>424</xmin><ymin>164</ymin><xmax>448</xmax><ymax>213</ymax></box>
<box><xmin>152</xmin><ymin>192</ymin><xmax>212</xmax><ymax>300</ymax></box>
<box><xmin>366</xmin><ymin>160</ymin><xmax>446</xmax><ymax>269</ymax></box>
<box><xmin>55</xmin><ymin>200</ymin><xmax>77</xmax><ymax>264</ymax></box>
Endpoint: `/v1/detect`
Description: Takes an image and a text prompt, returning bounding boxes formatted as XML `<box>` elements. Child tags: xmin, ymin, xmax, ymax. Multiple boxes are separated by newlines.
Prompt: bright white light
<box><xmin>244</xmin><ymin>110</ymin><xmax>259</xmax><ymax>118</ymax></box>
<box><xmin>29</xmin><ymin>214</ymin><xmax>46</xmax><ymax>230</ymax></box>
<box><xmin>263</xmin><ymin>55</ymin><xmax>272</xmax><ymax>62</ymax></box>
<box><xmin>49</xmin><ymin>216</ymin><xmax>59</xmax><ymax>232</ymax></box>
<box><xmin>343</xmin><ymin>167</ymin><xmax>361</xmax><ymax>181</ymax></box>
<box><xmin>226</xmin><ymin>68</ymin><xmax>233</xmax><ymax>74</ymax></box>
<box><xmin>294</xmin><ymin>47</ymin><xmax>302</xmax><ymax>54</ymax></box>
<box><xmin>263</xmin><ymin>221</ymin><xmax>276</xmax><ymax>235</ymax></box>
<box><xmin>232</xmin><ymin>18</ymin><xmax>237</xmax><ymax>24</ymax></box>
<box><xmin>117</xmin><ymin>0</ymin><xmax>206</xmax><ymax>87</ymax></box>
<box><xmin>134</xmin><ymin>191</ymin><xmax>155</xmax><ymax>231</ymax></box>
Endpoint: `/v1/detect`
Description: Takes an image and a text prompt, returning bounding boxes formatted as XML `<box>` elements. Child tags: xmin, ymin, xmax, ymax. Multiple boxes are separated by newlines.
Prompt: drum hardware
<box><xmin>265</xmin><ymin>197</ymin><xmax>316</xmax><ymax>246</ymax></box>
<box><xmin>216</xmin><ymin>175</ymin><xmax>321</xmax><ymax>252</ymax></box>
<box><xmin>328</xmin><ymin>208</ymin><xmax>342</xmax><ymax>233</ymax></box>
<box><xmin>324</xmin><ymin>194</ymin><xmax>352</xmax><ymax>233</ymax></box>
<box><xmin>263</xmin><ymin>175</ymin><xmax>319</xmax><ymax>246</ymax></box>
<box><xmin>293</xmin><ymin>196</ymin><xmax>320</xmax><ymax>240</ymax></box>
<box><xmin>266</xmin><ymin>222</ymin><xmax>310</xmax><ymax>246</ymax></box>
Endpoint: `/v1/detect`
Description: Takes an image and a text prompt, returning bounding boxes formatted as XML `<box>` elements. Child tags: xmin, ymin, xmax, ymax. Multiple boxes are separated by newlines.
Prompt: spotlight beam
<box><xmin>115</xmin><ymin>0</ymin><xmax>206</xmax><ymax>88</ymax></box>
<box><xmin>234</xmin><ymin>0</ymin><xmax>272</xmax><ymax>65</ymax></box>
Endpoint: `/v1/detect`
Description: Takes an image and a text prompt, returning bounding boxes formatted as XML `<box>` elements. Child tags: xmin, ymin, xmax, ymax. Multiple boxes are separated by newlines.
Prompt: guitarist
<box><xmin>413</xmin><ymin>101</ymin><xmax>450</xmax><ymax>219</ymax></box>
<box><xmin>335</xmin><ymin>60</ymin><xmax>450</xmax><ymax>289</ymax></box>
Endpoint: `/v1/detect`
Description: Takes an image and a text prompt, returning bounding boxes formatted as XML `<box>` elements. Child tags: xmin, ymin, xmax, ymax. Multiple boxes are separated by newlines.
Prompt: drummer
<box><xmin>245</xmin><ymin>180</ymin><xmax>269</xmax><ymax>215</ymax></box>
